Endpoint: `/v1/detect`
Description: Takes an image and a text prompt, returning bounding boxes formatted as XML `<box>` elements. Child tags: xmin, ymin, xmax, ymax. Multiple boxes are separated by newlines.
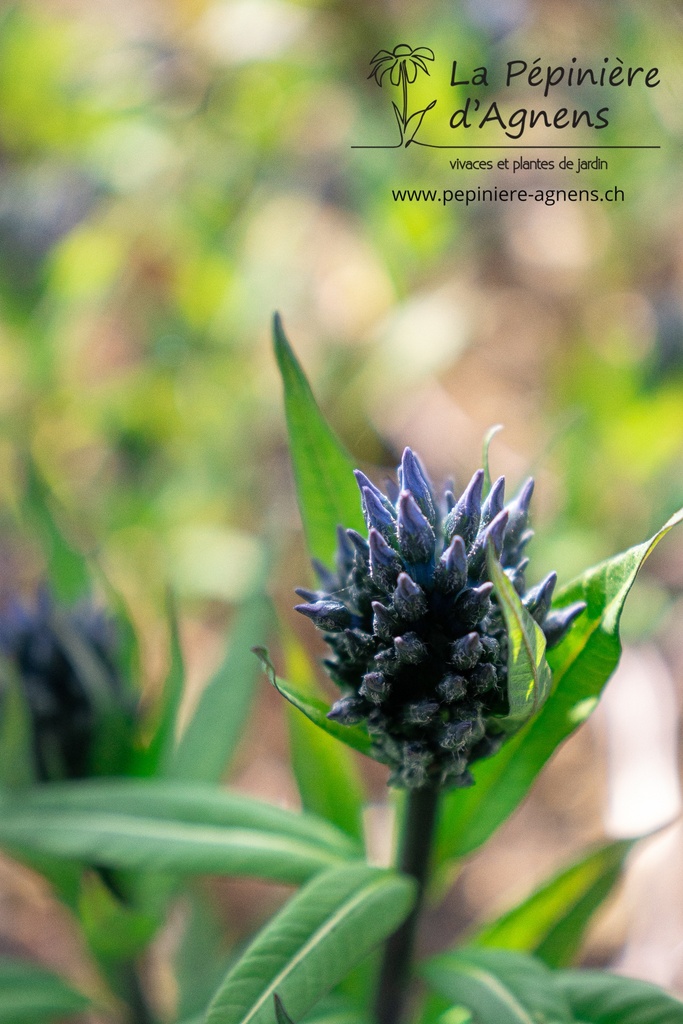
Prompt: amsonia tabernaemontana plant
<box><xmin>0</xmin><ymin>317</ymin><xmax>680</xmax><ymax>1024</ymax></box>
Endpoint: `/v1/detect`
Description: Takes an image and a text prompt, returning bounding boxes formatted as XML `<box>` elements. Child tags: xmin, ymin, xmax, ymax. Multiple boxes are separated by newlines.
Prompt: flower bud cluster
<box><xmin>0</xmin><ymin>590</ymin><xmax>132</xmax><ymax>781</ymax></box>
<box><xmin>296</xmin><ymin>449</ymin><xmax>585</xmax><ymax>790</ymax></box>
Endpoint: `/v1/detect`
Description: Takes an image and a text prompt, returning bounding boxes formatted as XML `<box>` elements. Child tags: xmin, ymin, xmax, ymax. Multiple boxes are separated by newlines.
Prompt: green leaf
<box><xmin>21</xmin><ymin>455</ymin><xmax>90</xmax><ymax>603</ymax></box>
<box><xmin>422</xmin><ymin>948</ymin><xmax>572</xmax><ymax>1024</ymax></box>
<box><xmin>169</xmin><ymin>591</ymin><xmax>272</xmax><ymax>782</ymax></box>
<box><xmin>0</xmin><ymin>659</ymin><xmax>34</xmax><ymax>788</ymax></box>
<box><xmin>132</xmin><ymin>590</ymin><xmax>185</xmax><ymax>777</ymax></box>
<box><xmin>436</xmin><ymin>509</ymin><xmax>683</xmax><ymax>864</ymax></box>
<box><xmin>78</xmin><ymin>870</ymin><xmax>157</xmax><ymax>961</ymax></box>
<box><xmin>487</xmin><ymin>547</ymin><xmax>552</xmax><ymax>733</ymax></box>
<box><xmin>555</xmin><ymin>969</ymin><xmax>683</xmax><ymax>1023</ymax></box>
<box><xmin>275</xmin><ymin>995</ymin><xmax>295</xmax><ymax>1024</ymax></box>
<box><xmin>273</xmin><ymin>314</ymin><xmax>365</xmax><ymax>568</ymax></box>
<box><xmin>0</xmin><ymin>779</ymin><xmax>361</xmax><ymax>885</ymax></box>
<box><xmin>301</xmin><ymin>996</ymin><xmax>372</xmax><ymax>1024</ymax></box>
<box><xmin>175</xmin><ymin>890</ymin><xmax>233</xmax><ymax>1023</ymax></box>
<box><xmin>254</xmin><ymin>648</ymin><xmax>373</xmax><ymax>757</ymax></box>
<box><xmin>471</xmin><ymin>840</ymin><xmax>633</xmax><ymax>967</ymax></box>
<box><xmin>285</xmin><ymin>642</ymin><xmax>365</xmax><ymax>844</ymax></box>
<box><xmin>205</xmin><ymin>863</ymin><xmax>415</xmax><ymax>1024</ymax></box>
<box><xmin>481</xmin><ymin>425</ymin><xmax>503</xmax><ymax>496</ymax></box>
<box><xmin>0</xmin><ymin>958</ymin><xmax>90</xmax><ymax>1023</ymax></box>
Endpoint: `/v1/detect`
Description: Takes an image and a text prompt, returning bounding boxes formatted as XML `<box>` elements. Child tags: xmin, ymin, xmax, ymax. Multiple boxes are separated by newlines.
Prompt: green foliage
<box><xmin>273</xmin><ymin>314</ymin><xmax>365</xmax><ymax>568</ymax></box>
<box><xmin>205</xmin><ymin>864</ymin><xmax>415</xmax><ymax>1024</ymax></box>
<box><xmin>556</xmin><ymin>970</ymin><xmax>683</xmax><ymax>1024</ymax></box>
<box><xmin>423</xmin><ymin>949</ymin><xmax>683</xmax><ymax>1024</ymax></box>
<box><xmin>0</xmin><ymin>958</ymin><xmax>90</xmax><ymax>1024</ymax></box>
<box><xmin>487</xmin><ymin>547</ymin><xmax>552</xmax><ymax>733</ymax></box>
<box><xmin>0</xmin><ymin>779</ymin><xmax>361</xmax><ymax>884</ymax></box>
<box><xmin>169</xmin><ymin>590</ymin><xmax>272</xmax><ymax>783</ymax></box>
<box><xmin>471</xmin><ymin>840</ymin><xmax>634</xmax><ymax>967</ymax></box>
<box><xmin>423</xmin><ymin>947</ymin><xmax>573</xmax><ymax>1024</ymax></box>
<box><xmin>254</xmin><ymin>648</ymin><xmax>374</xmax><ymax>757</ymax></box>
<box><xmin>285</xmin><ymin>643</ymin><xmax>366</xmax><ymax>844</ymax></box>
<box><xmin>0</xmin><ymin>661</ymin><xmax>34</xmax><ymax>788</ymax></box>
<box><xmin>436</xmin><ymin>508</ymin><xmax>683</xmax><ymax>863</ymax></box>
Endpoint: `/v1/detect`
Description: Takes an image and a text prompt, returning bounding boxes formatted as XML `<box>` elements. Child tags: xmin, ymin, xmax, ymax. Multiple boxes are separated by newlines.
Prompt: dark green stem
<box><xmin>114</xmin><ymin>960</ymin><xmax>155</xmax><ymax>1024</ymax></box>
<box><xmin>373</xmin><ymin>787</ymin><xmax>440</xmax><ymax>1024</ymax></box>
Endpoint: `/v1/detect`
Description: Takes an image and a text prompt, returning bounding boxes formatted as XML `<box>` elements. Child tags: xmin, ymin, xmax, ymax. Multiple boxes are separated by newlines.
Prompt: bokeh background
<box><xmin>0</xmin><ymin>0</ymin><xmax>682</xmax><ymax>1015</ymax></box>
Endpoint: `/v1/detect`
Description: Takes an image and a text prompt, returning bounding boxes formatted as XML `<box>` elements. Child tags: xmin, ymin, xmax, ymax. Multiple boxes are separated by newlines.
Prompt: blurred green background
<box><xmin>0</xmin><ymin>0</ymin><xmax>681</xmax><ymax>1008</ymax></box>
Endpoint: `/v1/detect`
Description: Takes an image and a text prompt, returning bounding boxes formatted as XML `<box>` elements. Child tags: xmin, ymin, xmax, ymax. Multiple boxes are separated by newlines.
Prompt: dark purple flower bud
<box><xmin>506</xmin><ymin>528</ymin><xmax>535</xmax><ymax>566</ymax></box>
<box><xmin>437</xmin><ymin>673</ymin><xmax>467</xmax><ymax>702</ymax></box>
<box><xmin>480</xmin><ymin>476</ymin><xmax>506</xmax><ymax>530</ymax></box>
<box><xmin>369</xmin><ymin>528</ymin><xmax>403</xmax><ymax>587</ymax></box>
<box><xmin>523</xmin><ymin>572</ymin><xmax>557</xmax><ymax>623</ymax></box>
<box><xmin>399</xmin><ymin>742</ymin><xmax>432</xmax><ymax>787</ymax></box>
<box><xmin>454</xmin><ymin>582</ymin><xmax>494</xmax><ymax>626</ymax></box>
<box><xmin>434</xmin><ymin>535</ymin><xmax>467</xmax><ymax>594</ymax></box>
<box><xmin>346</xmin><ymin>529</ymin><xmax>370</xmax><ymax>564</ymax></box>
<box><xmin>470</xmin><ymin>662</ymin><xmax>498</xmax><ymax>694</ymax></box>
<box><xmin>374</xmin><ymin>646</ymin><xmax>399</xmax><ymax>672</ymax></box>
<box><xmin>360</xmin><ymin>670</ymin><xmax>390</xmax><ymax>704</ymax></box>
<box><xmin>393</xmin><ymin>572</ymin><xmax>428</xmax><ymax>620</ymax></box>
<box><xmin>504</xmin><ymin>478</ymin><xmax>534</xmax><ymax>548</ymax></box>
<box><xmin>450</xmin><ymin>631</ymin><xmax>483</xmax><ymax>669</ymax></box>
<box><xmin>404</xmin><ymin>700</ymin><xmax>440</xmax><ymax>724</ymax></box>
<box><xmin>505</xmin><ymin>475</ymin><xmax>536</xmax><ymax>548</ymax></box>
<box><xmin>440</xmin><ymin>755</ymin><xmax>471</xmax><ymax>786</ymax></box>
<box><xmin>385</xmin><ymin>477</ymin><xmax>400</xmax><ymax>504</ymax></box>
<box><xmin>362</xmin><ymin>487</ymin><xmax>396</xmax><ymax>543</ymax></box>
<box><xmin>479</xmin><ymin>636</ymin><xmax>500</xmax><ymax>662</ymax></box>
<box><xmin>440</xmin><ymin>719</ymin><xmax>475</xmax><ymax>750</ymax></box>
<box><xmin>444</xmin><ymin>469</ymin><xmax>484</xmax><ymax>545</ymax></box>
<box><xmin>311</xmin><ymin>559</ymin><xmax>337</xmax><ymax>590</ymax></box>
<box><xmin>394</xmin><ymin>631</ymin><xmax>428</xmax><ymax>664</ymax></box>
<box><xmin>444</xmin><ymin>490</ymin><xmax>456</xmax><ymax>512</ymax></box>
<box><xmin>335</xmin><ymin>525</ymin><xmax>356</xmax><ymax>574</ymax></box>
<box><xmin>327</xmin><ymin>695</ymin><xmax>366</xmax><ymax>724</ymax></box>
<box><xmin>341</xmin><ymin>628</ymin><xmax>375</xmax><ymax>659</ymax></box>
<box><xmin>468</xmin><ymin>509</ymin><xmax>509</xmax><ymax>578</ymax></box>
<box><xmin>294</xmin><ymin>587</ymin><xmax>320</xmax><ymax>602</ymax></box>
<box><xmin>542</xmin><ymin>601</ymin><xmax>587</xmax><ymax>648</ymax></box>
<box><xmin>295</xmin><ymin>600</ymin><xmax>351</xmax><ymax>632</ymax></box>
<box><xmin>505</xmin><ymin>557</ymin><xmax>529</xmax><ymax>594</ymax></box>
<box><xmin>400</xmin><ymin>448</ymin><xmax>436</xmax><ymax>525</ymax></box>
<box><xmin>397</xmin><ymin>490</ymin><xmax>435</xmax><ymax>564</ymax></box>
<box><xmin>354</xmin><ymin>470</ymin><xmax>395</xmax><ymax>515</ymax></box>
<box><xmin>372</xmin><ymin>601</ymin><xmax>399</xmax><ymax>640</ymax></box>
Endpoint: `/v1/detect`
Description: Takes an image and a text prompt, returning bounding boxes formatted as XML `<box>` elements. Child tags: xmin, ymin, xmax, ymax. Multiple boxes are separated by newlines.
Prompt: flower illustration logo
<box><xmin>369</xmin><ymin>44</ymin><xmax>436</xmax><ymax>147</ymax></box>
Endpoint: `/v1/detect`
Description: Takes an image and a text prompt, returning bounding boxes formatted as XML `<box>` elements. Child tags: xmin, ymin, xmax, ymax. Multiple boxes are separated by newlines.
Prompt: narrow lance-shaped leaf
<box><xmin>422</xmin><ymin>948</ymin><xmax>573</xmax><ymax>1024</ymax></box>
<box><xmin>169</xmin><ymin>590</ymin><xmax>272</xmax><ymax>783</ymax></box>
<box><xmin>0</xmin><ymin>779</ymin><xmax>361</xmax><ymax>885</ymax></box>
<box><xmin>254</xmin><ymin>648</ymin><xmax>373</xmax><ymax>757</ymax></box>
<box><xmin>205</xmin><ymin>863</ymin><xmax>415</xmax><ymax>1024</ymax></box>
<box><xmin>481</xmin><ymin>425</ymin><xmax>503</xmax><ymax>497</ymax></box>
<box><xmin>471</xmin><ymin>839</ymin><xmax>634</xmax><ymax>968</ymax></box>
<box><xmin>285</xmin><ymin>642</ymin><xmax>365</xmax><ymax>844</ymax></box>
<box><xmin>555</xmin><ymin>969</ymin><xmax>683</xmax><ymax>1024</ymax></box>
<box><xmin>436</xmin><ymin>508</ymin><xmax>683</xmax><ymax>864</ymax></box>
<box><xmin>273</xmin><ymin>314</ymin><xmax>365</xmax><ymax>568</ymax></box>
<box><xmin>21</xmin><ymin>455</ymin><xmax>90</xmax><ymax>603</ymax></box>
<box><xmin>132</xmin><ymin>590</ymin><xmax>185</xmax><ymax>777</ymax></box>
<box><xmin>0</xmin><ymin>958</ymin><xmax>91</xmax><ymax>1024</ymax></box>
<box><xmin>487</xmin><ymin>545</ymin><xmax>552</xmax><ymax>733</ymax></box>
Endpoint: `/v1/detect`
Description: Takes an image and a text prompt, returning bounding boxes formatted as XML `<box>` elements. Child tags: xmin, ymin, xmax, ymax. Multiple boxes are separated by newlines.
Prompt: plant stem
<box><xmin>117</xmin><ymin>960</ymin><xmax>155</xmax><ymax>1024</ymax></box>
<box><xmin>373</xmin><ymin>786</ymin><xmax>440</xmax><ymax>1024</ymax></box>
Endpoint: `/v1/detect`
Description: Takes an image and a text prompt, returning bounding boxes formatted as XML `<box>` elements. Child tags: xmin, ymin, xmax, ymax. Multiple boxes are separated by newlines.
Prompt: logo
<box><xmin>365</xmin><ymin>44</ymin><xmax>436</xmax><ymax>148</ymax></box>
